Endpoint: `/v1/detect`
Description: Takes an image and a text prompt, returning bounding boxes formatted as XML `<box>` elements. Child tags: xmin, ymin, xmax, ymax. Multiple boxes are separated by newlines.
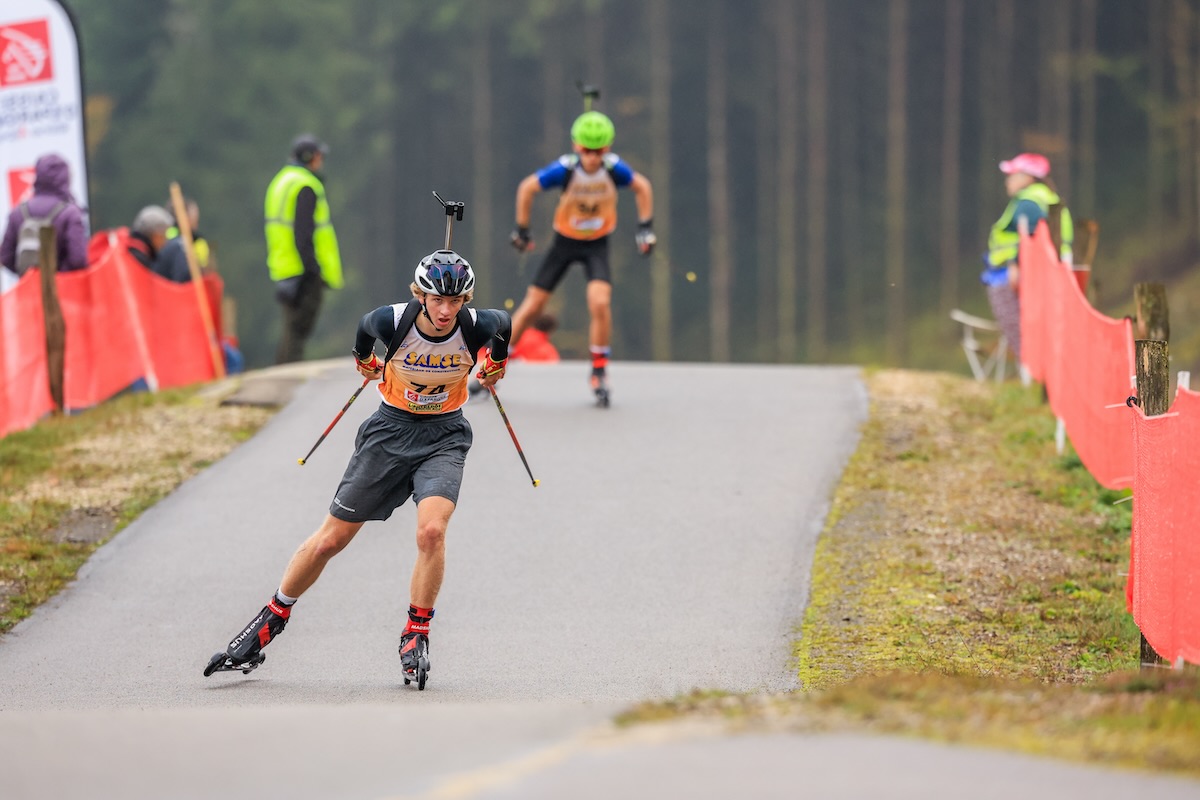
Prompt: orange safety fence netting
<box><xmin>1126</xmin><ymin>386</ymin><xmax>1200</xmax><ymax>665</ymax></box>
<box><xmin>0</xmin><ymin>228</ymin><xmax>222</xmax><ymax>437</ymax></box>
<box><xmin>1018</xmin><ymin>224</ymin><xmax>1135</xmax><ymax>489</ymax></box>
<box><xmin>0</xmin><ymin>271</ymin><xmax>55</xmax><ymax>437</ymax></box>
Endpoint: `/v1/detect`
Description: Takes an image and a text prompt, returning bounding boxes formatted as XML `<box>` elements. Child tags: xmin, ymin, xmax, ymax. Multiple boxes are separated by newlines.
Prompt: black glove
<box><xmin>635</xmin><ymin>220</ymin><xmax>656</xmax><ymax>256</ymax></box>
<box><xmin>510</xmin><ymin>226</ymin><xmax>533</xmax><ymax>253</ymax></box>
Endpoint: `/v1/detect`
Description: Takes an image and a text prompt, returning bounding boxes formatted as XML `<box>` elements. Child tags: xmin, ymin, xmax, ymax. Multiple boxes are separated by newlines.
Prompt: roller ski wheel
<box><xmin>400</xmin><ymin>633</ymin><xmax>430</xmax><ymax>690</ymax></box>
<box><xmin>590</xmin><ymin>373</ymin><xmax>610</xmax><ymax>408</ymax></box>
<box><xmin>203</xmin><ymin>650</ymin><xmax>265</xmax><ymax>677</ymax></box>
<box><xmin>402</xmin><ymin>658</ymin><xmax>429</xmax><ymax>690</ymax></box>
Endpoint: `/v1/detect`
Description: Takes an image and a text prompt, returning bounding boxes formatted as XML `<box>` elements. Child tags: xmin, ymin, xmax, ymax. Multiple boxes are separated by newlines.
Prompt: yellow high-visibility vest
<box><xmin>987</xmin><ymin>182</ymin><xmax>1073</xmax><ymax>266</ymax></box>
<box><xmin>263</xmin><ymin>165</ymin><xmax>344</xmax><ymax>288</ymax></box>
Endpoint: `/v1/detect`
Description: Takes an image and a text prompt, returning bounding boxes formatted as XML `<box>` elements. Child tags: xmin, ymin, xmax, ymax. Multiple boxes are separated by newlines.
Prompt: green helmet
<box><xmin>571</xmin><ymin>111</ymin><xmax>615</xmax><ymax>149</ymax></box>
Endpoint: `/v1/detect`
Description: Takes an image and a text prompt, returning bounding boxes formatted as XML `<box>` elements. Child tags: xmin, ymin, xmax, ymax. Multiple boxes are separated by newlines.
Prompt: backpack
<box><xmin>14</xmin><ymin>200</ymin><xmax>67</xmax><ymax>274</ymax></box>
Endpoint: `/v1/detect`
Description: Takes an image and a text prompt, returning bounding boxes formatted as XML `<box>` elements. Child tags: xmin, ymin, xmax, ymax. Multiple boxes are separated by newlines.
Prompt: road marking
<box><xmin>390</xmin><ymin>720</ymin><xmax>724</xmax><ymax>799</ymax></box>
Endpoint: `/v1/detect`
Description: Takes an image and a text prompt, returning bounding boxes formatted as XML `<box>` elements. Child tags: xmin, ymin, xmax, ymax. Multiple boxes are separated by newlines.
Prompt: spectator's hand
<box><xmin>510</xmin><ymin>226</ymin><xmax>534</xmax><ymax>253</ymax></box>
<box><xmin>354</xmin><ymin>350</ymin><xmax>383</xmax><ymax>380</ymax></box>
<box><xmin>275</xmin><ymin>276</ymin><xmax>302</xmax><ymax>307</ymax></box>
<box><xmin>475</xmin><ymin>352</ymin><xmax>507</xmax><ymax>387</ymax></box>
<box><xmin>635</xmin><ymin>220</ymin><xmax>656</xmax><ymax>257</ymax></box>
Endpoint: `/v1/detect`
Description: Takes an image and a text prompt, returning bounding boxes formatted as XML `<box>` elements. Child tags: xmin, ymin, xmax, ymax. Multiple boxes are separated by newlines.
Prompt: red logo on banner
<box><xmin>0</xmin><ymin>19</ymin><xmax>54</xmax><ymax>87</ymax></box>
<box><xmin>7</xmin><ymin>168</ymin><xmax>36</xmax><ymax>206</ymax></box>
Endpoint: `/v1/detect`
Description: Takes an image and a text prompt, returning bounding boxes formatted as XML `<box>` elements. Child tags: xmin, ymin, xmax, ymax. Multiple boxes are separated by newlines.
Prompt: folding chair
<box><xmin>950</xmin><ymin>308</ymin><xmax>1008</xmax><ymax>383</ymax></box>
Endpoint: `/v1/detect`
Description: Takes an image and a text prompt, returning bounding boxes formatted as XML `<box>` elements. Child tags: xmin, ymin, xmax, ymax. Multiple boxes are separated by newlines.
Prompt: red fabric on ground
<box><xmin>1019</xmin><ymin>224</ymin><xmax>1135</xmax><ymax>489</ymax></box>
<box><xmin>1127</xmin><ymin>386</ymin><xmax>1200</xmax><ymax>665</ymax></box>
<box><xmin>0</xmin><ymin>271</ymin><xmax>55</xmax><ymax>437</ymax></box>
<box><xmin>57</xmin><ymin>248</ymin><xmax>147</xmax><ymax>407</ymax></box>
<box><xmin>510</xmin><ymin>328</ymin><xmax>560</xmax><ymax>362</ymax></box>
<box><xmin>0</xmin><ymin>229</ymin><xmax>222</xmax><ymax>437</ymax></box>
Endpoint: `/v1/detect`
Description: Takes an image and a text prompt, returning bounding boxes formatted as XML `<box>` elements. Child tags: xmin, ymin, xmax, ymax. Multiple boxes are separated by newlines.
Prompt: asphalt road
<box><xmin>0</xmin><ymin>360</ymin><xmax>1196</xmax><ymax>799</ymax></box>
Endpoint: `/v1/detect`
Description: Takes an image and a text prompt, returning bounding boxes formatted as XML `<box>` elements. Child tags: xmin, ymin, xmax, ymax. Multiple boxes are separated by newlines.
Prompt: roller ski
<box><xmin>590</xmin><ymin>367</ymin><xmax>610</xmax><ymax>408</ymax></box>
<box><xmin>204</xmin><ymin>650</ymin><xmax>265</xmax><ymax>676</ymax></box>
<box><xmin>400</xmin><ymin>631</ymin><xmax>431</xmax><ymax>690</ymax></box>
<box><xmin>203</xmin><ymin>597</ymin><xmax>290</xmax><ymax>677</ymax></box>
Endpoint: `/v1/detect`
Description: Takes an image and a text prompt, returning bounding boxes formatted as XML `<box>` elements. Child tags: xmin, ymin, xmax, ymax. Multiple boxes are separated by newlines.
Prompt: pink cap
<box><xmin>999</xmin><ymin>153</ymin><xmax>1050</xmax><ymax>179</ymax></box>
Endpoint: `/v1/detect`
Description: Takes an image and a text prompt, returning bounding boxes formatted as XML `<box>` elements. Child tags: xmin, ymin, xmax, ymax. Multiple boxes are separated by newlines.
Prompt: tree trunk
<box><xmin>885</xmin><ymin>0</ymin><xmax>908</xmax><ymax>366</ymax></box>
<box><xmin>1149</xmin><ymin>0</ymin><xmax>1167</xmax><ymax>237</ymax></box>
<box><xmin>1195</xmin><ymin>2</ymin><xmax>1200</xmax><ymax>240</ymax></box>
<box><xmin>585</xmin><ymin>3</ymin><xmax>606</xmax><ymax>92</ymax></box>
<box><xmin>376</xmin><ymin>35</ymin><xmax>400</xmax><ymax>296</ymax></box>
<box><xmin>1035</xmin><ymin>1</ymin><xmax>1072</xmax><ymax>194</ymax></box>
<box><xmin>541</xmin><ymin>14</ymin><xmax>564</xmax><ymax>165</ymax></box>
<box><xmin>1077</xmin><ymin>0</ymin><xmax>1098</xmax><ymax>218</ymax></box>
<box><xmin>837</xmin><ymin>3</ymin><xmax>864</xmax><ymax>349</ymax></box>
<box><xmin>649</xmin><ymin>0</ymin><xmax>672</xmax><ymax>361</ymax></box>
<box><xmin>995</xmin><ymin>0</ymin><xmax>1015</xmax><ymax>154</ymax></box>
<box><xmin>707</xmin><ymin>0</ymin><xmax>732</xmax><ymax>362</ymax></box>
<box><xmin>939</xmin><ymin>0</ymin><xmax>963</xmax><ymax>316</ymax></box>
<box><xmin>805</xmin><ymin>0</ymin><xmax>829</xmax><ymax>362</ymax></box>
<box><xmin>471</xmin><ymin>11</ymin><xmax>494</xmax><ymax>308</ymax></box>
<box><xmin>1170</xmin><ymin>0</ymin><xmax>1195</xmax><ymax>232</ymax></box>
<box><xmin>776</xmin><ymin>0</ymin><xmax>800</xmax><ymax>362</ymax></box>
<box><xmin>980</xmin><ymin>0</ymin><xmax>1016</xmax><ymax>240</ymax></box>
<box><xmin>754</xmin><ymin>3</ymin><xmax>777</xmax><ymax>359</ymax></box>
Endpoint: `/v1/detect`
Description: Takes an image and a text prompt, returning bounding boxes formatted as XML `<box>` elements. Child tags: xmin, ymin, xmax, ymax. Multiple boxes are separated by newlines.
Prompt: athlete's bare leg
<box><xmin>410</xmin><ymin>495</ymin><xmax>455</xmax><ymax>608</ymax></box>
<box><xmin>279</xmin><ymin>514</ymin><xmax>365</xmax><ymax>598</ymax></box>
<box><xmin>510</xmin><ymin>285</ymin><xmax>552</xmax><ymax>348</ymax></box>
<box><xmin>586</xmin><ymin>279</ymin><xmax>612</xmax><ymax>350</ymax></box>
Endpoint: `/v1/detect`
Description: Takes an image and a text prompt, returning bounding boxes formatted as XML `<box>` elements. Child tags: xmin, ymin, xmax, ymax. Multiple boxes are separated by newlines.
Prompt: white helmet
<box><xmin>414</xmin><ymin>250</ymin><xmax>475</xmax><ymax>297</ymax></box>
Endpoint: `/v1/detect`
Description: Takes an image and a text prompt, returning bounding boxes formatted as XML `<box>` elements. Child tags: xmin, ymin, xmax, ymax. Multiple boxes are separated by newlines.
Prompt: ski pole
<box><xmin>487</xmin><ymin>385</ymin><xmax>539</xmax><ymax>487</ymax></box>
<box><xmin>298</xmin><ymin>377</ymin><xmax>370</xmax><ymax>465</ymax></box>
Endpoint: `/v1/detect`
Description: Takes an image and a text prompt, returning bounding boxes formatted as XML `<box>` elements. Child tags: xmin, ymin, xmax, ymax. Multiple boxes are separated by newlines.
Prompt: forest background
<box><xmin>68</xmin><ymin>0</ymin><xmax>1200</xmax><ymax>372</ymax></box>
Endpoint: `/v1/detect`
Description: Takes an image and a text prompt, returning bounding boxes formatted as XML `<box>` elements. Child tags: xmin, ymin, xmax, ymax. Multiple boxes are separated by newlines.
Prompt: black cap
<box><xmin>291</xmin><ymin>133</ymin><xmax>328</xmax><ymax>164</ymax></box>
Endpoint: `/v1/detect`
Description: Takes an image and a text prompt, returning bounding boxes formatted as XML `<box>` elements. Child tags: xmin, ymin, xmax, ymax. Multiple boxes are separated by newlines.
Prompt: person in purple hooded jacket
<box><xmin>0</xmin><ymin>153</ymin><xmax>89</xmax><ymax>274</ymax></box>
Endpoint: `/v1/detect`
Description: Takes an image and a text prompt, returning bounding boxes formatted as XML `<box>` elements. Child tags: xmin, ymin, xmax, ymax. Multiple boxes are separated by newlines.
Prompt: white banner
<box><xmin>0</xmin><ymin>0</ymin><xmax>88</xmax><ymax>234</ymax></box>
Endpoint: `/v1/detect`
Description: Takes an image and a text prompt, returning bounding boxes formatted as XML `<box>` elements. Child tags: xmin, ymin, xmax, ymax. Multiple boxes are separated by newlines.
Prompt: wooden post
<box><xmin>1048</xmin><ymin>204</ymin><xmax>1063</xmax><ymax>258</ymax></box>
<box><xmin>1134</xmin><ymin>282</ymin><xmax>1169</xmax><ymax>341</ymax></box>
<box><xmin>1135</xmin><ymin>337</ymin><xmax>1170</xmax><ymax>670</ymax></box>
<box><xmin>1074</xmin><ymin>219</ymin><xmax>1100</xmax><ymax>267</ymax></box>
<box><xmin>1072</xmin><ymin>219</ymin><xmax>1099</xmax><ymax>299</ymax></box>
<box><xmin>221</xmin><ymin>296</ymin><xmax>237</xmax><ymax>343</ymax></box>
<box><xmin>38</xmin><ymin>227</ymin><xmax>65</xmax><ymax>413</ymax></box>
<box><xmin>168</xmin><ymin>182</ymin><xmax>225</xmax><ymax>379</ymax></box>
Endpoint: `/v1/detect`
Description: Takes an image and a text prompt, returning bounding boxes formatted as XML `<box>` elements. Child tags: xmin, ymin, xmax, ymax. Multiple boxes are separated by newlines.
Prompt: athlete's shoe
<box><xmin>226</xmin><ymin>598</ymin><xmax>291</xmax><ymax>664</ymax></box>
<box><xmin>590</xmin><ymin>366</ymin><xmax>610</xmax><ymax>407</ymax></box>
<box><xmin>399</xmin><ymin>631</ymin><xmax>429</xmax><ymax>673</ymax></box>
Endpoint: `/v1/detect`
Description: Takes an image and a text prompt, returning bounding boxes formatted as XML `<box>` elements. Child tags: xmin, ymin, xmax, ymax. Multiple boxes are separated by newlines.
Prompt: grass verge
<box><xmin>0</xmin><ymin>386</ymin><xmax>273</xmax><ymax>634</ymax></box>
<box><xmin>621</xmin><ymin>369</ymin><xmax>1200</xmax><ymax>776</ymax></box>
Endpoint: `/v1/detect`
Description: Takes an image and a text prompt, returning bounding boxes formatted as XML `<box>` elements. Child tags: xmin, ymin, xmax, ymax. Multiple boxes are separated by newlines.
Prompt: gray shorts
<box><xmin>329</xmin><ymin>404</ymin><xmax>472</xmax><ymax>522</ymax></box>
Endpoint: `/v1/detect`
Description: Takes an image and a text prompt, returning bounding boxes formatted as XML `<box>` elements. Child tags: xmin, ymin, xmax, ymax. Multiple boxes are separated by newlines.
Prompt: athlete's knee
<box><xmin>415</xmin><ymin>519</ymin><xmax>447</xmax><ymax>555</ymax></box>
<box><xmin>521</xmin><ymin>288</ymin><xmax>550</xmax><ymax>312</ymax></box>
<box><xmin>587</xmin><ymin>293</ymin><xmax>612</xmax><ymax>315</ymax></box>
<box><xmin>310</xmin><ymin>518</ymin><xmax>360</xmax><ymax>559</ymax></box>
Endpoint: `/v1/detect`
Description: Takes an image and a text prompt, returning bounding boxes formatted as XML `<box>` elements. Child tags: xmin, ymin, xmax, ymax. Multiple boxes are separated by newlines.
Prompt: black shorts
<box><xmin>329</xmin><ymin>404</ymin><xmax>472</xmax><ymax>523</ymax></box>
<box><xmin>532</xmin><ymin>234</ymin><xmax>611</xmax><ymax>292</ymax></box>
